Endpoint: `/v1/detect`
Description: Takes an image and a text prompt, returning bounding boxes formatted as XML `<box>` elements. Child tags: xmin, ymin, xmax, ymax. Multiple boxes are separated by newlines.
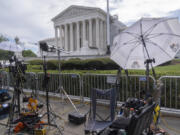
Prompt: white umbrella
<box><xmin>0</xmin><ymin>41</ymin><xmax>23</xmax><ymax>52</ymax></box>
<box><xmin>111</xmin><ymin>17</ymin><xmax>180</xmax><ymax>70</ymax></box>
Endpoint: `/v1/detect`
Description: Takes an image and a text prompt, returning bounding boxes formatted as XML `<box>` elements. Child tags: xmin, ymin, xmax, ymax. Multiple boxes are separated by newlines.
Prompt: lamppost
<box><xmin>106</xmin><ymin>0</ymin><xmax>111</xmax><ymax>54</ymax></box>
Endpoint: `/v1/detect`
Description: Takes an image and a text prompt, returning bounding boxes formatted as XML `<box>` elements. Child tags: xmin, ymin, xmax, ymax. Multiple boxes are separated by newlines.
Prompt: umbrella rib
<box><xmin>119</xmin><ymin>40</ymin><xmax>138</xmax><ymax>48</ymax></box>
<box><xmin>124</xmin><ymin>42</ymin><xmax>141</xmax><ymax>69</ymax></box>
<box><xmin>144</xmin><ymin>18</ymin><xmax>174</xmax><ymax>37</ymax></box>
<box><xmin>111</xmin><ymin>40</ymin><xmax>139</xmax><ymax>57</ymax></box>
<box><xmin>144</xmin><ymin>23</ymin><xmax>159</xmax><ymax>37</ymax></box>
<box><xmin>146</xmin><ymin>40</ymin><xmax>173</xmax><ymax>59</ymax></box>
<box><xmin>144</xmin><ymin>25</ymin><xmax>157</xmax><ymax>38</ymax></box>
<box><xmin>121</xmin><ymin>38</ymin><xmax>138</xmax><ymax>45</ymax></box>
<box><xmin>121</xmin><ymin>32</ymin><xmax>139</xmax><ymax>38</ymax></box>
<box><xmin>148</xmin><ymin>33</ymin><xmax>180</xmax><ymax>39</ymax></box>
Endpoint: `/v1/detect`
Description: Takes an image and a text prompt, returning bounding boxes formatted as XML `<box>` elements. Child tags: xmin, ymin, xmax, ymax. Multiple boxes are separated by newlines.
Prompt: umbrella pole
<box><xmin>145</xmin><ymin>59</ymin><xmax>155</xmax><ymax>93</ymax></box>
<box><xmin>145</xmin><ymin>60</ymin><xmax>150</xmax><ymax>93</ymax></box>
<box><xmin>142</xmin><ymin>36</ymin><xmax>156</xmax><ymax>92</ymax></box>
<box><xmin>106</xmin><ymin>0</ymin><xmax>111</xmax><ymax>54</ymax></box>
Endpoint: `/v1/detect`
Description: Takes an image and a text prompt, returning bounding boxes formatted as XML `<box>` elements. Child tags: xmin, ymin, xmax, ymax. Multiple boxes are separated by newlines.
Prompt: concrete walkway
<box><xmin>0</xmin><ymin>95</ymin><xmax>180</xmax><ymax>135</ymax></box>
<box><xmin>160</xmin><ymin>116</ymin><xmax>180</xmax><ymax>135</ymax></box>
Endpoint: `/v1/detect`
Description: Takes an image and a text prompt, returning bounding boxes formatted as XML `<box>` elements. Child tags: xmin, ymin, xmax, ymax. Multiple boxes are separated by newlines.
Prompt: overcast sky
<box><xmin>0</xmin><ymin>0</ymin><xmax>180</xmax><ymax>44</ymax></box>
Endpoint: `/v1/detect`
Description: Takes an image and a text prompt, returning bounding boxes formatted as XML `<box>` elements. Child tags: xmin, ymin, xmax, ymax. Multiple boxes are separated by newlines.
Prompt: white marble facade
<box><xmin>40</xmin><ymin>5</ymin><xmax>126</xmax><ymax>56</ymax></box>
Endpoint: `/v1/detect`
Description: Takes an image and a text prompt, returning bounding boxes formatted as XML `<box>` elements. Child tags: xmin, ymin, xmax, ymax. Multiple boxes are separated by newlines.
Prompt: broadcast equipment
<box><xmin>144</xmin><ymin>58</ymin><xmax>156</xmax><ymax>92</ymax></box>
<box><xmin>41</xmin><ymin>41</ymin><xmax>85</xmax><ymax>127</ymax></box>
<box><xmin>40</xmin><ymin>45</ymin><xmax>63</xmax><ymax>135</ymax></box>
<box><xmin>8</xmin><ymin>56</ymin><xmax>27</xmax><ymax>114</ymax></box>
<box><xmin>13</xmin><ymin>113</ymin><xmax>44</xmax><ymax>134</ymax></box>
<box><xmin>6</xmin><ymin>56</ymin><xmax>28</xmax><ymax>135</ymax></box>
<box><xmin>0</xmin><ymin>89</ymin><xmax>11</xmax><ymax>102</ymax></box>
<box><xmin>68</xmin><ymin>111</ymin><xmax>86</xmax><ymax>125</ymax></box>
<box><xmin>54</xmin><ymin>46</ymin><xmax>86</xmax><ymax>125</ymax></box>
<box><xmin>9</xmin><ymin>56</ymin><xmax>27</xmax><ymax>78</ymax></box>
<box><xmin>39</xmin><ymin>42</ymin><xmax>56</xmax><ymax>52</ymax></box>
<box><xmin>0</xmin><ymin>103</ymin><xmax>10</xmax><ymax>119</ymax></box>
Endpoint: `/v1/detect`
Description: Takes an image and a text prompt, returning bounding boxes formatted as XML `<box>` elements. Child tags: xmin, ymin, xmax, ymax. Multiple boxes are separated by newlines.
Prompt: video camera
<box><xmin>9</xmin><ymin>56</ymin><xmax>27</xmax><ymax>75</ymax></box>
<box><xmin>39</xmin><ymin>42</ymin><xmax>56</xmax><ymax>52</ymax></box>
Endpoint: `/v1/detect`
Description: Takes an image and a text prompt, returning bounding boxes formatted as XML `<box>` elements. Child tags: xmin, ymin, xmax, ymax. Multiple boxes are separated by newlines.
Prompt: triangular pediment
<box><xmin>52</xmin><ymin>5</ymin><xmax>106</xmax><ymax>21</ymax></box>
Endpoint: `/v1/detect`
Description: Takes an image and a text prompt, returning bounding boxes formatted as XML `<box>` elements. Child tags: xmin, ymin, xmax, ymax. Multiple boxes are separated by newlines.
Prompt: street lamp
<box><xmin>106</xmin><ymin>0</ymin><xmax>111</xmax><ymax>54</ymax></box>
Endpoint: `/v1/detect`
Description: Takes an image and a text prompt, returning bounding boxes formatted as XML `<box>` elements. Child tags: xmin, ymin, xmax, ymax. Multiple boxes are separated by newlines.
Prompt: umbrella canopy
<box><xmin>111</xmin><ymin>17</ymin><xmax>180</xmax><ymax>70</ymax></box>
<box><xmin>0</xmin><ymin>41</ymin><xmax>23</xmax><ymax>52</ymax></box>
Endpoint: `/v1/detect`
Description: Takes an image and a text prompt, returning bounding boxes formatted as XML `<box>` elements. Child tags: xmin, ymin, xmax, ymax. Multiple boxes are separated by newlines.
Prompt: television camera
<box><xmin>39</xmin><ymin>42</ymin><xmax>56</xmax><ymax>52</ymax></box>
<box><xmin>9</xmin><ymin>56</ymin><xmax>27</xmax><ymax>75</ymax></box>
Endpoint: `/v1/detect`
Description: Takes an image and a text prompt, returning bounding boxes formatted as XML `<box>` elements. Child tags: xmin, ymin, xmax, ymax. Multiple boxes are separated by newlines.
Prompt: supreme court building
<box><xmin>39</xmin><ymin>5</ymin><xmax>126</xmax><ymax>58</ymax></box>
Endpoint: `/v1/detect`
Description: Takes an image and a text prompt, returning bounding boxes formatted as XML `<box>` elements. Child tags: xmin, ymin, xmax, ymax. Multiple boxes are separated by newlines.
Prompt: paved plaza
<box><xmin>0</xmin><ymin>93</ymin><xmax>180</xmax><ymax>135</ymax></box>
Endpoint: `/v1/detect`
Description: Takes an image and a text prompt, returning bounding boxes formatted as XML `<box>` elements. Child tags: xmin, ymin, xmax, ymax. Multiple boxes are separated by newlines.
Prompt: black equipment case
<box><xmin>68</xmin><ymin>112</ymin><xmax>86</xmax><ymax>125</ymax></box>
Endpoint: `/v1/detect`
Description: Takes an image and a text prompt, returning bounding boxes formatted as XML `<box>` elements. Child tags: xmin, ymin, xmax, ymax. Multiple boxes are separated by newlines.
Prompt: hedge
<box><xmin>28</xmin><ymin>60</ymin><xmax>43</xmax><ymax>65</ymax></box>
<box><xmin>28</xmin><ymin>58</ymin><xmax>119</xmax><ymax>70</ymax></box>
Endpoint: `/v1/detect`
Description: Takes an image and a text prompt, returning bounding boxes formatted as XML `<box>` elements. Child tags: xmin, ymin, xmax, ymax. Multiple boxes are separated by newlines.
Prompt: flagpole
<box><xmin>106</xmin><ymin>0</ymin><xmax>111</xmax><ymax>54</ymax></box>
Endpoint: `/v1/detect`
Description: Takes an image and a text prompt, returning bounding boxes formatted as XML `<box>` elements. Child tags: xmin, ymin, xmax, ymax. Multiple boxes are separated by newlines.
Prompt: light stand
<box><xmin>141</xmin><ymin>35</ymin><xmax>156</xmax><ymax>92</ymax></box>
<box><xmin>40</xmin><ymin>55</ymin><xmax>63</xmax><ymax>135</ymax></box>
<box><xmin>7</xmin><ymin>56</ymin><xmax>27</xmax><ymax>135</ymax></box>
<box><xmin>39</xmin><ymin>42</ymin><xmax>64</xmax><ymax>134</ymax></box>
<box><xmin>56</xmin><ymin>48</ymin><xmax>62</xmax><ymax>94</ymax></box>
<box><xmin>106</xmin><ymin>0</ymin><xmax>111</xmax><ymax>55</ymax></box>
<box><xmin>55</xmin><ymin>48</ymin><xmax>80</xmax><ymax>111</ymax></box>
<box><xmin>144</xmin><ymin>59</ymin><xmax>155</xmax><ymax>93</ymax></box>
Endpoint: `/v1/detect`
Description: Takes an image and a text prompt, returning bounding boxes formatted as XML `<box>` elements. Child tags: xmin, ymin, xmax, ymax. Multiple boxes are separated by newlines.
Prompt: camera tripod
<box><xmin>40</xmin><ymin>55</ymin><xmax>63</xmax><ymax>135</ymax></box>
<box><xmin>6</xmin><ymin>56</ymin><xmax>26</xmax><ymax>135</ymax></box>
<box><xmin>55</xmin><ymin>48</ymin><xmax>80</xmax><ymax>112</ymax></box>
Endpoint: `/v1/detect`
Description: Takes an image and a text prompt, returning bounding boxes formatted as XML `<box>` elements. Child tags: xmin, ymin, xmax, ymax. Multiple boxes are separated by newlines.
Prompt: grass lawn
<box><xmin>25</xmin><ymin>62</ymin><xmax>180</xmax><ymax>76</ymax></box>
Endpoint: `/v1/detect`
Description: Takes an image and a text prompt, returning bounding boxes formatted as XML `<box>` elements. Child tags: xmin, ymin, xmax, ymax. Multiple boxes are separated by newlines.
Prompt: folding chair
<box><xmin>85</xmin><ymin>88</ymin><xmax>116</xmax><ymax>135</ymax></box>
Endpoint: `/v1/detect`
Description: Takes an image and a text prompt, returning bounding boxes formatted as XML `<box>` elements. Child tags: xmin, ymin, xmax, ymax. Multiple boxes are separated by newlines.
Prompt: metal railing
<box><xmin>0</xmin><ymin>71</ymin><xmax>180</xmax><ymax>110</ymax></box>
<box><xmin>35</xmin><ymin>73</ymin><xmax>82</xmax><ymax>96</ymax></box>
<box><xmin>82</xmin><ymin>74</ymin><xmax>155</xmax><ymax>102</ymax></box>
<box><xmin>0</xmin><ymin>70</ymin><xmax>9</xmax><ymax>89</ymax></box>
<box><xmin>0</xmin><ymin>71</ymin><xmax>82</xmax><ymax>98</ymax></box>
<box><xmin>159</xmin><ymin>76</ymin><xmax>180</xmax><ymax>109</ymax></box>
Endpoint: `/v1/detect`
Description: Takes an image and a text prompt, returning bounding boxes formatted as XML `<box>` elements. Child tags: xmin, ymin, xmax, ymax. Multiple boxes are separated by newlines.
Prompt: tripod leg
<box><xmin>7</xmin><ymin>91</ymin><xmax>16</xmax><ymax>135</ymax></box>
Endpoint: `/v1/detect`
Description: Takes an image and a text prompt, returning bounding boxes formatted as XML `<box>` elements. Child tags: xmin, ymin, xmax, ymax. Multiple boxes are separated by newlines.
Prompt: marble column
<box><xmin>100</xmin><ymin>20</ymin><xmax>104</xmax><ymax>49</ymax></box>
<box><xmin>59</xmin><ymin>25</ymin><xmax>62</xmax><ymax>48</ymax></box>
<box><xmin>70</xmin><ymin>23</ymin><xmax>74</xmax><ymax>51</ymax></box>
<box><xmin>96</xmin><ymin>18</ymin><xmax>100</xmax><ymax>49</ymax></box>
<box><xmin>82</xmin><ymin>20</ymin><xmax>86</xmax><ymax>47</ymax></box>
<box><xmin>104</xmin><ymin>22</ymin><xmax>107</xmax><ymax>50</ymax></box>
<box><xmin>55</xmin><ymin>27</ymin><xmax>58</xmax><ymax>48</ymax></box>
<box><xmin>89</xmin><ymin>19</ymin><xmax>92</xmax><ymax>47</ymax></box>
<box><xmin>64</xmin><ymin>24</ymin><xmax>68</xmax><ymax>51</ymax></box>
<box><xmin>62</xmin><ymin>26</ymin><xmax>65</xmax><ymax>49</ymax></box>
<box><xmin>76</xmin><ymin>22</ymin><xmax>80</xmax><ymax>51</ymax></box>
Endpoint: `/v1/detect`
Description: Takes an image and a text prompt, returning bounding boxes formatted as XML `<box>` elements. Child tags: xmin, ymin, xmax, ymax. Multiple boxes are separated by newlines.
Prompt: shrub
<box><xmin>28</xmin><ymin>58</ymin><xmax>120</xmax><ymax>70</ymax></box>
<box><xmin>100</xmin><ymin>58</ymin><xmax>119</xmax><ymax>70</ymax></box>
<box><xmin>28</xmin><ymin>60</ymin><xmax>43</xmax><ymax>65</ymax></box>
<box><xmin>61</xmin><ymin>58</ymin><xmax>84</xmax><ymax>70</ymax></box>
<box><xmin>22</xmin><ymin>50</ymin><xmax>37</xmax><ymax>57</ymax></box>
<box><xmin>47</xmin><ymin>60</ymin><xmax>59</xmax><ymax>70</ymax></box>
<box><xmin>83</xmin><ymin>59</ymin><xmax>104</xmax><ymax>70</ymax></box>
<box><xmin>83</xmin><ymin>58</ymin><xmax>119</xmax><ymax>70</ymax></box>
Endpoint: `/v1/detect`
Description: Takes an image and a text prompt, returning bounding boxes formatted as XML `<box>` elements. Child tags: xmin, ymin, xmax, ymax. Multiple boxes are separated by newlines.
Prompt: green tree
<box><xmin>0</xmin><ymin>35</ymin><xmax>8</xmax><ymax>42</ymax></box>
<box><xmin>0</xmin><ymin>35</ymin><xmax>14</xmax><ymax>60</ymax></box>
<box><xmin>0</xmin><ymin>50</ymin><xmax>14</xmax><ymax>60</ymax></box>
<box><xmin>22</xmin><ymin>50</ymin><xmax>37</xmax><ymax>57</ymax></box>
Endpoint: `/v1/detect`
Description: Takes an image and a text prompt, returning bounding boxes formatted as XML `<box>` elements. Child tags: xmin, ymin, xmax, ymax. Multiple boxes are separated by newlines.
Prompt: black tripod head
<box><xmin>144</xmin><ymin>58</ymin><xmax>155</xmax><ymax>65</ymax></box>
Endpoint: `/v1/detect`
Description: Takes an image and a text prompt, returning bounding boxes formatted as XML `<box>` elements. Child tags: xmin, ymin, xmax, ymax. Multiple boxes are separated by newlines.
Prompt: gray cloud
<box><xmin>0</xmin><ymin>0</ymin><xmax>179</xmax><ymax>44</ymax></box>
